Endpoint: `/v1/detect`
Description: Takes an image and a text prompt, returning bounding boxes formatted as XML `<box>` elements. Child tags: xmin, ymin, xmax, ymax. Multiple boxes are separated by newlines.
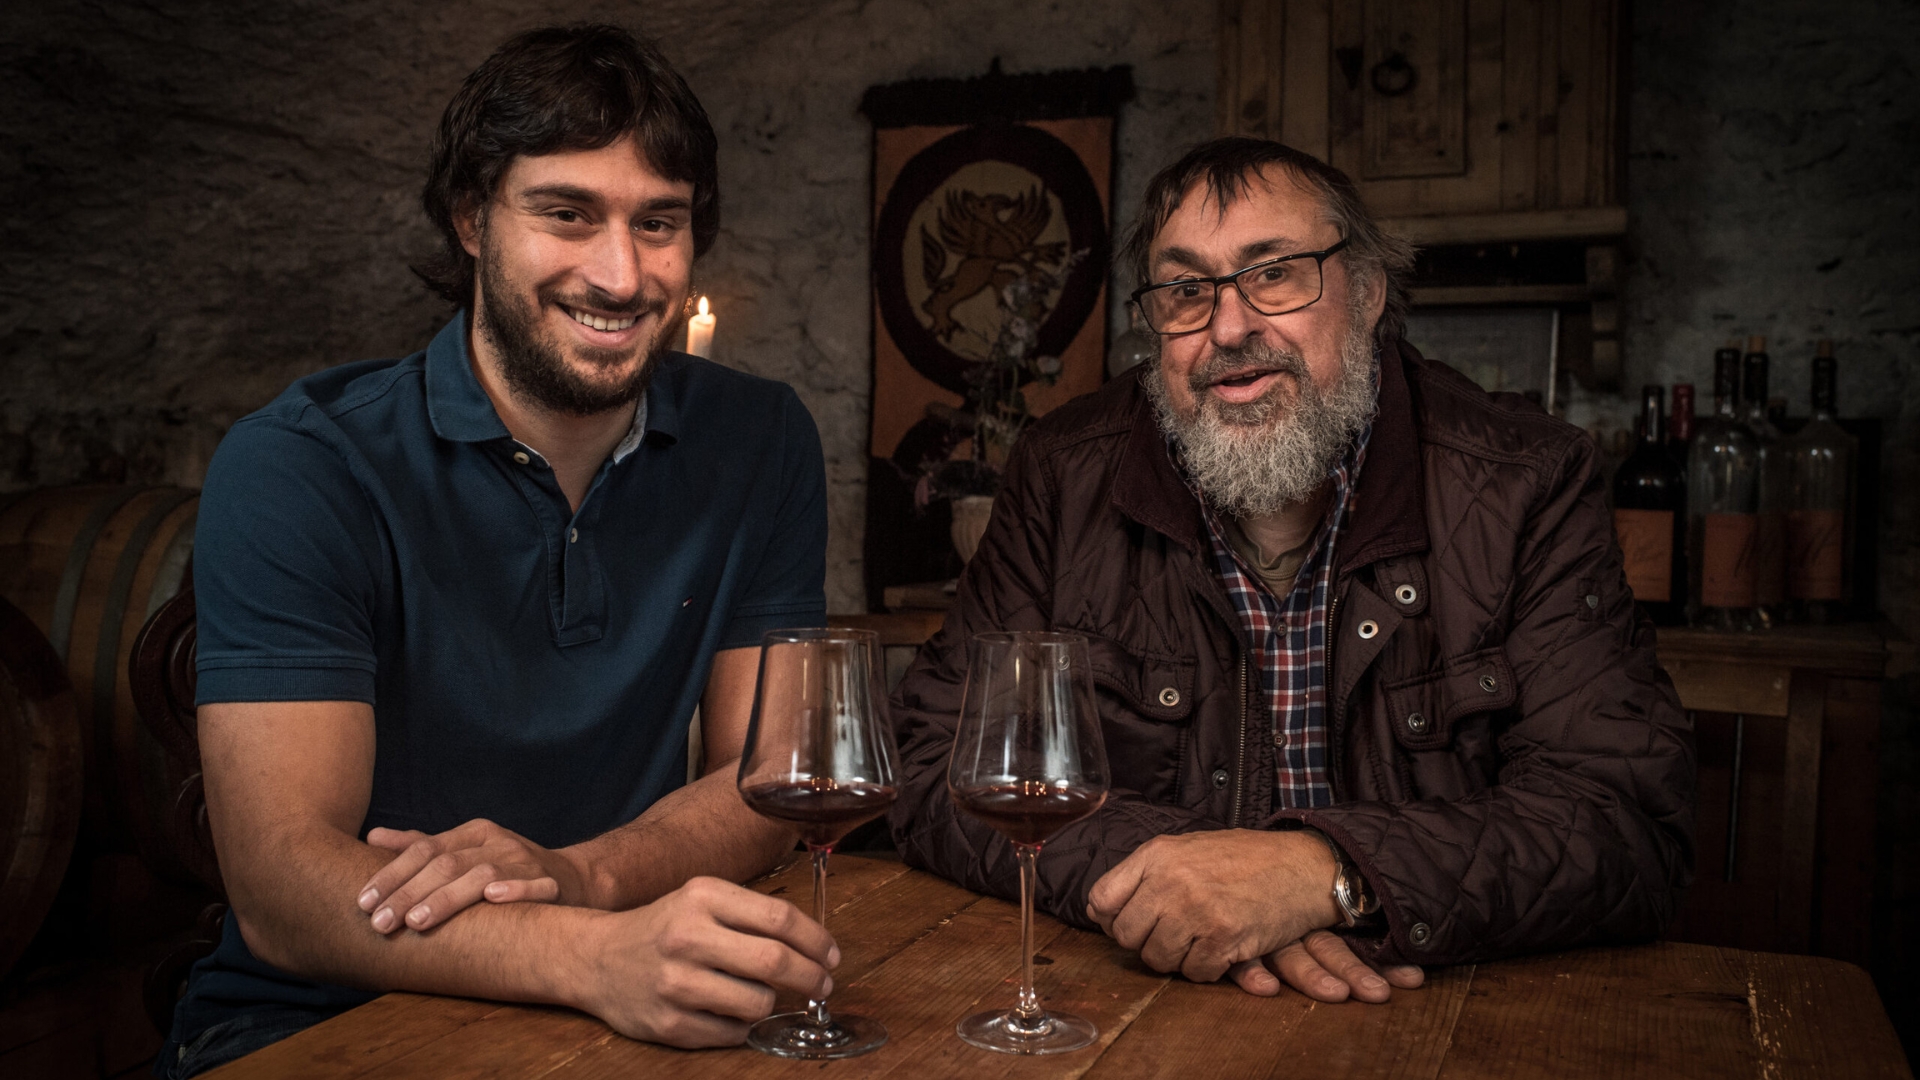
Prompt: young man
<box><xmin>165</xmin><ymin>26</ymin><xmax>836</xmax><ymax>1077</ymax></box>
<box><xmin>889</xmin><ymin>138</ymin><xmax>1695</xmax><ymax>1003</ymax></box>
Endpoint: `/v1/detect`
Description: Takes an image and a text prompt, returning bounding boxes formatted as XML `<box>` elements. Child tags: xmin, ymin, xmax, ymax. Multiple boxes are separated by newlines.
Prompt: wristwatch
<box><xmin>1304</xmin><ymin>828</ymin><xmax>1381</xmax><ymax>929</ymax></box>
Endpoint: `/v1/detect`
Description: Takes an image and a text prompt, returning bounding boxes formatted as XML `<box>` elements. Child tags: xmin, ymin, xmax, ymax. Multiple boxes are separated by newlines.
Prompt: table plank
<box><xmin>354</xmin><ymin>1004</ymin><xmax>609</xmax><ymax>1080</ymax></box>
<box><xmin>1434</xmin><ymin>943</ymin><xmax>1912</xmax><ymax>1080</ymax></box>
<box><xmin>1267</xmin><ymin>964</ymin><xmax>1474</xmax><ymax>1079</ymax></box>
<box><xmin>1082</xmin><ymin>974</ymin><xmax>1315</xmax><ymax>1080</ymax></box>
<box><xmin>204</xmin><ymin>994</ymin><xmax>496</xmax><ymax>1080</ymax></box>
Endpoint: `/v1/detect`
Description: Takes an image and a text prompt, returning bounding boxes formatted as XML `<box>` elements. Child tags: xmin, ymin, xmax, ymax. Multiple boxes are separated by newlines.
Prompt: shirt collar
<box><xmin>425</xmin><ymin>313</ymin><xmax>510</xmax><ymax>444</ymax></box>
<box><xmin>425</xmin><ymin>311</ymin><xmax>674</xmax><ymax>462</ymax></box>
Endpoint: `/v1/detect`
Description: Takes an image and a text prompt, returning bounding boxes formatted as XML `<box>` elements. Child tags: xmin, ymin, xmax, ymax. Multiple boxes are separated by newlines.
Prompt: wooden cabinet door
<box><xmin>1219</xmin><ymin>0</ymin><xmax>1621</xmax><ymax>222</ymax></box>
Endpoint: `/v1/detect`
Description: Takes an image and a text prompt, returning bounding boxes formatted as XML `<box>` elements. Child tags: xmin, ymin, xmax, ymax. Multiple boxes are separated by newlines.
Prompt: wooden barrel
<box><xmin>0</xmin><ymin>486</ymin><xmax>200</xmax><ymax>886</ymax></box>
<box><xmin>0</xmin><ymin>595</ymin><xmax>81</xmax><ymax>978</ymax></box>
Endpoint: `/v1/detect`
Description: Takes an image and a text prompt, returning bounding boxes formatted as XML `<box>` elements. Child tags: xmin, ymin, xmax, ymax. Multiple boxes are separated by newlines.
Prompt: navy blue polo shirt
<box><xmin>170</xmin><ymin>314</ymin><xmax>827</xmax><ymax>1052</ymax></box>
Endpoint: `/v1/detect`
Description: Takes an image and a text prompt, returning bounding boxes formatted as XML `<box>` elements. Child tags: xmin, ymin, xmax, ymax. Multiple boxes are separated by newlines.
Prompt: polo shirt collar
<box><xmin>424</xmin><ymin>312</ymin><xmax>669</xmax><ymax>462</ymax></box>
<box><xmin>426</xmin><ymin>313</ymin><xmax>511</xmax><ymax>444</ymax></box>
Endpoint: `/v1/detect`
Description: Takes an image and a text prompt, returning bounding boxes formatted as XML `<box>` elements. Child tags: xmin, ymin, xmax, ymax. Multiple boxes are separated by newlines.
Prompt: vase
<box><xmin>949</xmin><ymin>495</ymin><xmax>996</xmax><ymax>565</ymax></box>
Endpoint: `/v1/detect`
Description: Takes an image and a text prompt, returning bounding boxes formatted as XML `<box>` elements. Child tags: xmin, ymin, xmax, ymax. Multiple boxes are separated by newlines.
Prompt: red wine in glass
<box><xmin>739</xmin><ymin>778</ymin><xmax>897</xmax><ymax>849</ymax></box>
<box><xmin>951</xmin><ymin>781</ymin><xmax>1105</xmax><ymax>847</ymax></box>
<box><xmin>948</xmin><ymin>631</ymin><xmax>1110</xmax><ymax>1056</ymax></box>
<box><xmin>736</xmin><ymin>628</ymin><xmax>900</xmax><ymax>1060</ymax></box>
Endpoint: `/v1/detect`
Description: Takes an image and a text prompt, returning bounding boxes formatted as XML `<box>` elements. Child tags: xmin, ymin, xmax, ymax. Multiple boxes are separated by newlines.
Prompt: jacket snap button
<box><xmin>1406</xmin><ymin>712</ymin><xmax>1429</xmax><ymax>734</ymax></box>
<box><xmin>1479</xmin><ymin>674</ymin><xmax>1498</xmax><ymax>693</ymax></box>
<box><xmin>1357</xmin><ymin>620</ymin><xmax>1379</xmax><ymax>639</ymax></box>
<box><xmin>1409</xmin><ymin>922</ymin><xmax>1432</xmax><ymax>947</ymax></box>
<box><xmin>1158</xmin><ymin>687</ymin><xmax>1181</xmax><ymax>707</ymax></box>
<box><xmin>512</xmin><ymin>451</ymin><xmax>531</xmax><ymax>465</ymax></box>
<box><xmin>1395</xmin><ymin>584</ymin><xmax>1418</xmax><ymax>605</ymax></box>
<box><xmin>1211</xmin><ymin>768</ymin><xmax>1230</xmax><ymax>790</ymax></box>
<box><xmin>1586</xmin><ymin>594</ymin><xmax>1600</xmax><ymax>609</ymax></box>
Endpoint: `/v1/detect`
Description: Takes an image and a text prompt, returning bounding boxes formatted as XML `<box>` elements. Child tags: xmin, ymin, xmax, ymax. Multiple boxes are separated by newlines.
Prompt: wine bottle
<box><xmin>1687</xmin><ymin>345</ymin><xmax>1759</xmax><ymax>630</ymax></box>
<box><xmin>1742</xmin><ymin>336</ymin><xmax>1787</xmax><ymax>628</ymax></box>
<box><xmin>1785</xmin><ymin>341</ymin><xmax>1857</xmax><ymax>624</ymax></box>
<box><xmin>1669</xmin><ymin>383</ymin><xmax>1696</xmax><ymax>472</ymax></box>
<box><xmin>1613</xmin><ymin>385</ymin><xmax>1687</xmax><ymax>625</ymax></box>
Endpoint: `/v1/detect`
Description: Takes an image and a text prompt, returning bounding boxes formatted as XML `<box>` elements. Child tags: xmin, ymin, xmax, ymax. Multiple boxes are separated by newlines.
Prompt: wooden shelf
<box><xmin>1406</xmin><ymin>284</ymin><xmax>1594</xmax><ymax>307</ymax></box>
<box><xmin>1380</xmin><ymin>207</ymin><xmax>1629</xmax><ymax>247</ymax></box>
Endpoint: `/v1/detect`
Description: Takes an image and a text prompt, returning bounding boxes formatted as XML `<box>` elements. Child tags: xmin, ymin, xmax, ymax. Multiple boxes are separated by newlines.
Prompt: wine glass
<box><xmin>948</xmin><ymin>631</ymin><xmax>1110</xmax><ymax>1055</ymax></box>
<box><xmin>736</xmin><ymin>627</ymin><xmax>900</xmax><ymax>1059</ymax></box>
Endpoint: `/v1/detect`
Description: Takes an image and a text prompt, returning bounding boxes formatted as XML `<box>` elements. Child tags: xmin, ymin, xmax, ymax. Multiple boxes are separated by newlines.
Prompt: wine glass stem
<box><xmin>807</xmin><ymin>845</ymin><xmax>832</xmax><ymax>1028</ymax></box>
<box><xmin>1015</xmin><ymin>842</ymin><xmax>1042</xmax><ymax>1021</ymax></box>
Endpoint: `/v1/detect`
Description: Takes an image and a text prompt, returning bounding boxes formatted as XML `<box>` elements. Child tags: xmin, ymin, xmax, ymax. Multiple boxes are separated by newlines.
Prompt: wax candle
<box><xmin>686</xmin><ymin>296</ymin><xmax>715</xmax><ymax>358</ymax></box>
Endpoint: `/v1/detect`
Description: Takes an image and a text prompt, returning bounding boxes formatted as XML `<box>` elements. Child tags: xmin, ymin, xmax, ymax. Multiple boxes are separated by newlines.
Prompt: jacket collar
<box><xmin>425</xmin><ymin>311</ymin><xmax>686</xmax><ymax>450</ymax></box>
<box><xmin>1110</xmin><ymin>337</ymin><xmax>1431</xmax><ymax>571</ymax></box>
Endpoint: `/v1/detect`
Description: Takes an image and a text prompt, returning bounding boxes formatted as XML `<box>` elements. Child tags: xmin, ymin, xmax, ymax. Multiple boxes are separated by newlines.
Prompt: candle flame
<box><xmin>697</xmin><ymin>296</ymin><xmax>709</xmax><ymax>316</ymax></box>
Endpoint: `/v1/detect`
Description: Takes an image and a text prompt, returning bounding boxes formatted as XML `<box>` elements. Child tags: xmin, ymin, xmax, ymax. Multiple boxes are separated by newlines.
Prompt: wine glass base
<box><xmin>955</xmin><ymin>1008</ymin><xmax>1097</xmax><ymax>1055</ymax></box>
<box><xmin>746</xmin><ymin>1011</ymin><xmax>888</xmax><ymax>1059</ymax></box>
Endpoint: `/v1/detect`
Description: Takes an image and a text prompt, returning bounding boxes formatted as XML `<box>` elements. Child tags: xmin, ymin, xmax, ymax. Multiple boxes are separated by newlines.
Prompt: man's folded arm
<box><xmin>888</xmin><ymin>439</ymin><xmax>1221</xmax><ymax>928</ymax></box>
<box><xmin>201</xmin><ymin>698</ymin><xmax>836</xmax><ymax>1046</ymax></box>
<box><xmin>1277</xmin><ymin>435</ymin><xmax>1696</xmax><ymax>968</ymax></box>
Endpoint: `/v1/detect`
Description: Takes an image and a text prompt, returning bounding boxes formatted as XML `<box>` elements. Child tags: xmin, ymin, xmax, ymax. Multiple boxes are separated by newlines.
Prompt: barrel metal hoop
<box><xmin>50</xmin><ymin>488</ymin><xmax>146</xmax><ymax>662</ymax></box>
<box><xmin>92</xmin><ymin>490</ymin><xmax>199</xmax><ymax>760</ymax></box>
<box><xmin>145</xmin><ymin>508</ymin><xmax>198</xmax><ymax>619</ymax></box>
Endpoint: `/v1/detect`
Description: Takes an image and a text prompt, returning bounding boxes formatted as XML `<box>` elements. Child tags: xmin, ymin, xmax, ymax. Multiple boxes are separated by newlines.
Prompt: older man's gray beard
<box><xmin>1144</xmin><ymin>318</ymin><xmax>1379</xmax><ymax>519</ymax></box>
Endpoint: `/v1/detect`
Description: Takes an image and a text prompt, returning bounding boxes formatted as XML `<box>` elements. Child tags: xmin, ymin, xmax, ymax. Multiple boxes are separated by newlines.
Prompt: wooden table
<box><xmin>208</xmin><ymin>856</ymin><xmax>1910</xmax><ymax>1080</ymax></box>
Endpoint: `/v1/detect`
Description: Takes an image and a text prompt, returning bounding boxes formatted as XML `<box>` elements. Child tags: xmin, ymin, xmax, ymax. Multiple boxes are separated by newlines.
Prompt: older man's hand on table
<box><xmin>1085</xmin><ymin>829</ymin><xmax>1422</xmax><ymax>1003</ymax></box>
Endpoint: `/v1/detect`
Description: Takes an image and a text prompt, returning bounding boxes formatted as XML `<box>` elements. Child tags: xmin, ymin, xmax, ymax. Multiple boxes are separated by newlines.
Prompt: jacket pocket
<box><xmin>1382</xmin><ymin>645</ymin><xmax>1517</xmax><ymax>751</ymax></box>
<box><xmin>1085</xmin><ymin>635</ymin><xmax>1196</xmax><ymax>723</ymax></box>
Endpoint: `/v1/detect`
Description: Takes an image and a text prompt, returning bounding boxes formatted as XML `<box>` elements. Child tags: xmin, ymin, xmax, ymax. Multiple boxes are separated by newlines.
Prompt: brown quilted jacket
<box><xmin>887</xmin><ymin>340</ymin><xmax>1696</xmax><ymax>969</ymax></box>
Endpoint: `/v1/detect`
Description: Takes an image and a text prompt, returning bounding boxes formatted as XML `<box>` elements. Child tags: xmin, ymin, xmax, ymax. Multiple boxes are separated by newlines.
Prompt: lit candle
<box><xmin>686</xmin><ymin>295</ymin><xmax>715</xmax><ymax>358</ymax></box>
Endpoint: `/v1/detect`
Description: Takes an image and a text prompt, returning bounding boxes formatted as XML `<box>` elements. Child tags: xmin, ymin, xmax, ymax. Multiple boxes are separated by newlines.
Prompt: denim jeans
<box><xmin>159</xmin><ymin>1004</ymin><xmax>336</xmax><ymax>1079</ymax></box>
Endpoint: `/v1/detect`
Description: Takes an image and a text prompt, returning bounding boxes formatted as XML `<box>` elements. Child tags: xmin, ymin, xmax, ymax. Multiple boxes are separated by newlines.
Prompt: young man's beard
<box><xmin>473</xmin><ymin>240</ymin><xmax>673</xmax><ymax>417</ymax></box>
<box><xmin>1144</xmin><ymin>294</ymin><xmax>1380</xmax><ymax>520</ymax></box>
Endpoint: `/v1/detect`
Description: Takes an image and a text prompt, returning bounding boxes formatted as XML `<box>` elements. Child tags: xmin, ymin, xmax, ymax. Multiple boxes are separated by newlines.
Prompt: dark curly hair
<box><xmin>415</xmin><ymin>24</ymin><xmax>720</xmax><ymax>306</ymax></box>
<box><xmin>1117</xmin><ymin>137</ymin><xmax>1415</xmax><ymax>350</ymax></box>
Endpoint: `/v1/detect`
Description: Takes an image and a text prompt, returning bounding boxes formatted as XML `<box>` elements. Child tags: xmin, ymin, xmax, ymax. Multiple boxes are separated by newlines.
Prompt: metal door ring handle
<box><xmin>1371</xmin><ymin>53</ymin><xmax>1417</xmax><ymax>97</ymax></box>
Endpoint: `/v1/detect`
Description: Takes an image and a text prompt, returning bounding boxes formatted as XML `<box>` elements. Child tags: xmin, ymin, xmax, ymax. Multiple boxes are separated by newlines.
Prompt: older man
<box><xmin>889</xmin><ymin>137</ymin><xmax>1694</xmax><ymax>1002</ymax></box>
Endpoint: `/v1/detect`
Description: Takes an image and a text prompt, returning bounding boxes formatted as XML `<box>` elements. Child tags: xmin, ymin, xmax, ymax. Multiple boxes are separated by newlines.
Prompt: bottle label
<box><xmin>1612</xmin><ymin>509</ymin><xmax>1674</xmax><ymax>602</ymax></box>
<box><xmin>1787</xmin><ymin>509</ymin><xmax>1845</xmax><ymax>600</ymax></box>
<box><xmin>1701</xmin><ymin>513</ymin><xmax>1758</xmax><ymax>607</ymax></box>
<box><xmin>1753</xmin><ymin>511</ymin><xmax>1787</xmax><ymax>606</ymax></box>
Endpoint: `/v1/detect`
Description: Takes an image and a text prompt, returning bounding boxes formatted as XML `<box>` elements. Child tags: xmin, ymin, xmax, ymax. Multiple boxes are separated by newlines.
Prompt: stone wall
<box><xmin>0</xmin><ymin>0</ymin><xmax>1214</xmax><ymax>614</ymax></box>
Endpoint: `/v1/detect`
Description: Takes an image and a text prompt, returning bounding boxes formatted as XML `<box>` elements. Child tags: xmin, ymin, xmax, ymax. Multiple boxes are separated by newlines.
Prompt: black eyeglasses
<box><xmin>1130</xmin><ymin>237</ymin><xmax>1349</xmax><ymax>335</ymax></box>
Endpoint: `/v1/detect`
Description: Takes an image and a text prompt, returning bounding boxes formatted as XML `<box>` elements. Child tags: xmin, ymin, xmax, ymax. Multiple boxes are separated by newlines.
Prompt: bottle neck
<box><xmin>1639</xmin><ymin>392</ymin><xmax>1664</xmax><ymax>445</ymax></box>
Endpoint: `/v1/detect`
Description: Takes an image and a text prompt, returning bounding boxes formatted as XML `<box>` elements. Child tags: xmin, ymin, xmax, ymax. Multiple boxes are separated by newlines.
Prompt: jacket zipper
<box><xmin>1229</xmin><ymin>652</ymin><xmax>1249</xmax><ymax>828</ymax></box>
<box><xmin>1324</xmin><ymin>590</ymin><xmax>1343</xmax><ymax>799</ymax></box>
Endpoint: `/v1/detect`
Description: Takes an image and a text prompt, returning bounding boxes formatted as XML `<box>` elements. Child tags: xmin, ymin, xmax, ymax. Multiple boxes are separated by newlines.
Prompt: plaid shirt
<box><xmin>1188</xmin><ymin>425</ymin><xmax>1371</xmax><ymax>810</ymax></box>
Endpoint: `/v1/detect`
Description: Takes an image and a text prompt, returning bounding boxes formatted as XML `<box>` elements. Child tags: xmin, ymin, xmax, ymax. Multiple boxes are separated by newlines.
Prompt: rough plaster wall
<box><xmin>0</xmin><ymin>0</ymin><xmax>1213</xmax><ymax>613</ymax></box>
<box><xmin>1623</xmin><ymin>0</ymin><xmax>1920</xmax><ymax>636</ymax></box>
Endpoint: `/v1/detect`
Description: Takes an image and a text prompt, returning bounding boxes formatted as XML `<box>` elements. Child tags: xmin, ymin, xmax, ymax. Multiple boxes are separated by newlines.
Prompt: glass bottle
<box><xmin>1687</xmin><ymin>345</ymin><xmax>1758</xmax><ymax>630</ymax></box>
<box><xmin>1669</xmin><ymin>383</ymin><xmax>1696</xmax><ymax>472</ymax></box>
<box><xmin>1742</xmin><ymin>336</ymin><xmax>1787</xmax><ymax>628</ymax></box>
<box><xmin>1613</xmin><ymin>385</ymin><xmax>1687</xmax><ymax>625</ymax></box>
<box><xmin>1785</xmin><ymin>341</ymin><xmax>1856</xmax><ymax>624</ymax></box>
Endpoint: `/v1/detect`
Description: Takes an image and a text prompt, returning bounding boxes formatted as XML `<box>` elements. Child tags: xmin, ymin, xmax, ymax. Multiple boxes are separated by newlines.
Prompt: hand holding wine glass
<box><xmin>736</xmin><ymin>627</ymin><xmax>900</xmax><ymax>1059</ymax></box>
<box><xmin>948</xmin><ymin>631</ymin><xmax>1110</xmax><ymax>1055</ymax></box>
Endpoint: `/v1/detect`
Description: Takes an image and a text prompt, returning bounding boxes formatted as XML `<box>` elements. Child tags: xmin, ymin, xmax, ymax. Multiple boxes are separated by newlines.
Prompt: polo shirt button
<box><xmin>1395</xmin><ymin>584</ymin><xmax>1418</xmax><ymax>605</ymax></box>
<box><xmin>1409</xmin><ymin>922</ymin><xmax>1433</xmax><ymax>947</ymax></box>
<box><xmin>1357</xmin><ymin>619</ymin><xmax>1379</xmax><ymax>639</ymax></box>
<box><xmin>1211</xmin><ymin>768</ymin><xmax>1230</xmax><ymax>790</ymax></box>
<box><xmin>1158</xmin><ymin>687</ymin><xmax>1180</xmax><ymax>707</ymax></box>
<box><xmin>512</xmin><ymin>451</ymin><xmax>531</xmax><ymax>465</ymax></box>
<box><xmin>569</xmin><ymin>528</ymin><xmax>579</xmax><ymax>544</ymax></box>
